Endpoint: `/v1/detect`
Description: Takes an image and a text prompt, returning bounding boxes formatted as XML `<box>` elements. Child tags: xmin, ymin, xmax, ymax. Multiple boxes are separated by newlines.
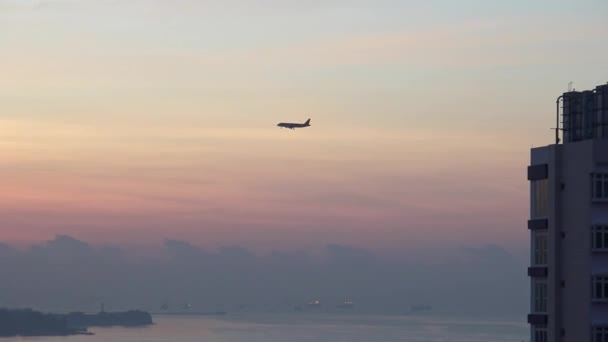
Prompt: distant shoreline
<box><xmin>0</xmin><ymin>308</ymin><xmax>153</xmax><ymax>338</ymax></box>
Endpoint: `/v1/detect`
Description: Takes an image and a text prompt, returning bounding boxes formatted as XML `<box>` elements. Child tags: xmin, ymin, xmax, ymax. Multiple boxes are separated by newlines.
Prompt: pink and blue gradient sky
<box><xmin>1</xmin><ymin>0</ymin><xmax>607</xmax><ymax>254</ymax></box>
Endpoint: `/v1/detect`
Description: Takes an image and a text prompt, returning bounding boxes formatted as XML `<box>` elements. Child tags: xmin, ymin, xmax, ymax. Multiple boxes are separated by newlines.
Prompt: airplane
<box><xmin>277</xmin><ymin>118</ymin><xmax>311</xmax><ymax>130</ymax></box>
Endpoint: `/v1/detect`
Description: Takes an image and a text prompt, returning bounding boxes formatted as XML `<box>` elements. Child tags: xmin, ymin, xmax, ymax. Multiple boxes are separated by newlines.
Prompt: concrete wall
<box><xmin>530</xmin><ymin>145</ymin><xmax>556</xmax><ymax>342</ymax></box>
<box><xmin>559</xmin><ymin>140</ymin><xmax>594</xmax><ymax>342</ymax></box>
<box><xmin>591</xmin><ymin>139</ymin><xmax>608</xmax><ymax>328</ymax></box>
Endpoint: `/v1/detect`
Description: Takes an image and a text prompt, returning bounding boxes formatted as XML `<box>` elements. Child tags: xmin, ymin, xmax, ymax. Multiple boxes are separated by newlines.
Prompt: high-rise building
<box><xmin>528</xmin><ymin>83</ymin><xmax>608</xmax><ymax>342</ymax></box>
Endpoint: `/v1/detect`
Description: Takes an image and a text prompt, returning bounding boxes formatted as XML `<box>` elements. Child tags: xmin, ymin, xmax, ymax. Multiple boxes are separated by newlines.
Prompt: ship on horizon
<box><xmin>307</xmin><ymin>300</ymin><xmax>321</xmax><ymax>309</ymax></box>
<box><xmin>336</xmin><ymin>300</ymin><xmax>354</xmax><ymax>309</ymax></box>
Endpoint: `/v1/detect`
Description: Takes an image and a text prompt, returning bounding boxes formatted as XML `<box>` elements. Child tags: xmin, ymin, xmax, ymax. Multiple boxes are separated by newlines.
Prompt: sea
<box><xmin>1</xmin><ymin>313</ymin><xmax>529</xmax><ymax>342</ymax></box>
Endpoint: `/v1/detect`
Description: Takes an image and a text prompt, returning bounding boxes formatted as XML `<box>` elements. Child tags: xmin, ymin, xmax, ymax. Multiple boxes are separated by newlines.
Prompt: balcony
<box><xmin>528</xmin><ymin>314</ymin><xmax>548</xmax><ymax>325</ymax></box>
<box><xmin>528</xmin><ymin>219</ymin><xmax>549</xmax><ymax>230</ymax></box>
<box><xmin>528</xmin><ymin>164</ymin><xmax>548</xmax><ymax>181</ymax></box>
<box><xmin>528</xmin><ymin>267</ymin><xmax>548</xmax><ymax>278</ymax></box>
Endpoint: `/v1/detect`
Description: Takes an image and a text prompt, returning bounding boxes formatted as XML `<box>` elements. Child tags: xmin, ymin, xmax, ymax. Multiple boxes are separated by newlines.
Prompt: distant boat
<box><xmin>336</xmin><ymin>300</ymin><xmax>354</xmax><ymax>309</ymax></box>
<box><xmin>307</xmin><ymin>300</ymin><xmax>321</xmax><ymax>309</ymax></box>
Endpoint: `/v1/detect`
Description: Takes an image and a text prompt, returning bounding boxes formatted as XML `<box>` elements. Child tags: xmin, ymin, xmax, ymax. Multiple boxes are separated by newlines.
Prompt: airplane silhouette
<box><xmin>277</xmin><ymin>119</ymin><xmax>311</xmax><ymax>130</ymax></box>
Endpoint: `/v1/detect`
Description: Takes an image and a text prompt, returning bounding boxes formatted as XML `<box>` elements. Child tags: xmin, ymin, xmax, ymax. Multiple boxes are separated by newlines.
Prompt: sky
<box><xmin>1</xmin><ymin>0</ymin><xmax>607</xmax><ymax>255</ymax></box>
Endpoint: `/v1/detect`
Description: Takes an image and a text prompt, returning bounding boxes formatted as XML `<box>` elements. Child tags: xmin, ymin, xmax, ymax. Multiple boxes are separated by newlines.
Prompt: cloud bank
<box><xmin>0</xmin><ymin>235</ymin><xmax>527</xmax><ymax>317</ymax></box>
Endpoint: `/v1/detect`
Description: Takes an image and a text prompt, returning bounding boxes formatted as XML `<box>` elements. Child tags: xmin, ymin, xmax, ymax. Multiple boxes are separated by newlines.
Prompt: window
<box><xmin>592</xmin><ymin>276</ymin><xmax>608</xmax><ymax>302</ymax></box>
<box><xmin>533</xmin><ymin>279</ymin><xmax>548</xmax><ymax>313</ymax></box>
<box><xmin>533</xmin><ymin>326</ymin><xmax>548</xmax><ymax>342</ymax></box>
<box><xmin>593</xmin><ymin>326</ymin><xmax>608</xmax><ymax>342</ymax></box>
<box><xmin>592</xmin><ymin>173</ymin><xmax>608</xmax><ymax>201</ymax></box>
<box><xmin>531</xmin><ymin>179</ymin><xmax>549</xmax><ymax>218</ymax></box>
<box><xmin>592</xmin><ymin>225</ymin><xmax>608</xmax><ymax>251</ymax></box>
<box><xmin>533</xmin><ymin>234</ymin><xmax>548</xmax><ymax>265</ymax></box>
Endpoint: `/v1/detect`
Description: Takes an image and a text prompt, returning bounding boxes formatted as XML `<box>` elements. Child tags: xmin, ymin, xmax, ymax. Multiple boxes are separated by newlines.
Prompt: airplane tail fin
<box><xmin>305</xmin><ymin>118</ymin><xmax>311</xmax><ymax>126</ymax></box>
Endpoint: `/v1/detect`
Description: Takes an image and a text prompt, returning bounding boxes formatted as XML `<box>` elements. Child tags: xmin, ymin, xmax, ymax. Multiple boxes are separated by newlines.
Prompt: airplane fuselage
<box><xmin>277</xmin><ymin>119</ymin><xmax>311</xmax><ymax>130</ymax></box>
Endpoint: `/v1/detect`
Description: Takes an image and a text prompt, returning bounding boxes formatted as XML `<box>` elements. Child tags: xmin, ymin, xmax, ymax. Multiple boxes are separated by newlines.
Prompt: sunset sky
<box><xmin>1</xmin><ymin>0</ymin><xmax>607</xmax><ymax>254</ymax></box>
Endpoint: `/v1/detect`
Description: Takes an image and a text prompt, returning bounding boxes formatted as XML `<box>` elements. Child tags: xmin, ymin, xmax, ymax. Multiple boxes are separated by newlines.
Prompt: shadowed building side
<box><xmin>528</xmin><ymin>82</ymin><xmax>608</xmax><ymax>342</ymax></box>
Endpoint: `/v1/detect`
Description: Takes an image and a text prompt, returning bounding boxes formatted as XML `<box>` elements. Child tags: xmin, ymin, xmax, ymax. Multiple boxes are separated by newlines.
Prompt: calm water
<box><xmin>2</xmin><ymin>313</ymin><xmax>528</xmax><ymax>342</ymax></box>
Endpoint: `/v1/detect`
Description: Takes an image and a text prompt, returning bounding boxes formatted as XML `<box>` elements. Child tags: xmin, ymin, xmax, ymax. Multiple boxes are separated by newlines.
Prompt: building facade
<box><xmin>528</xmin><ymin>83</ymin><xmax>608</xmax><ymax>342</ymax></box>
